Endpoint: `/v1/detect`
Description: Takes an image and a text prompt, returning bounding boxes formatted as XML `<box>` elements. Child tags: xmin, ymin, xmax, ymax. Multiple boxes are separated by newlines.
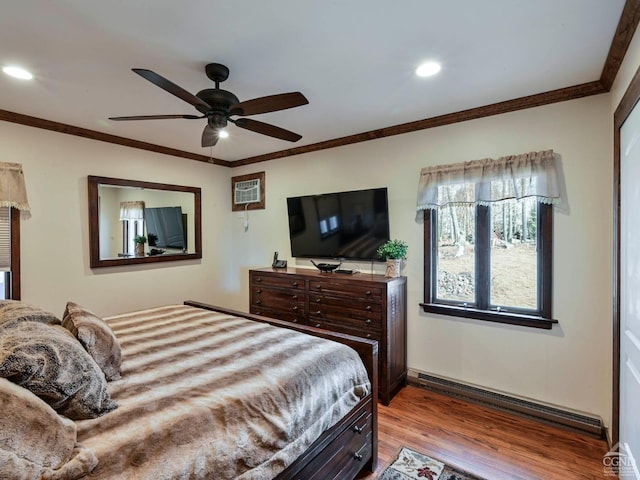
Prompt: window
<box><xmin>0</xmin><ymin>162</ymin><xmax>30</xmax><ymax>300</ymax></box>
<box><xmin>0</xmin><ymin>207</ymin><xmax>20</xmax><ymax>300</ymax></box>
<box><xmin>122</xmin><ymin>218</ymin><xmax>144</xmax><ymax>255</ymax></box>
<box><xmin>417</xmin><ymin>150</ymin><xmax>560</xmax><ymax>329</ymax></box>
<box><xmin>119</xmin><ymin>201</ymin><xmax>145</xmax><ymax>255</ymax></box>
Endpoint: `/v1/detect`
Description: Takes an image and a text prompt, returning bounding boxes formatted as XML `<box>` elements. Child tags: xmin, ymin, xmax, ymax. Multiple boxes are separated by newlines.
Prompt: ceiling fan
<box><xmin>109</xmin><ymin>63</ymin><xmax>309</xmax><ymax>147</ymax></box>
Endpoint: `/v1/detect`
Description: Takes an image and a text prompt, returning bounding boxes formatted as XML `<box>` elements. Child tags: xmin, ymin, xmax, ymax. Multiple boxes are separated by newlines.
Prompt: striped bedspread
<box><xmin>75</xmin><ymin>305</ymin><xmax>371</xmax><ymax>480</ymax></box>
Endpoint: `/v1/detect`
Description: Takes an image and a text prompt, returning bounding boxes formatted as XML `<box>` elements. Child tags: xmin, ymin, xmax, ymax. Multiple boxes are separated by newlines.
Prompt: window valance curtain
<box><xmin>119</xmin><ymin>201</ymin><xmax>145</xmax><ymax>221</ymax></box>
<box><xmin>0</xmin><ymin>162</ymin><xmax>30</xmax><ymax>219</ymax></box>
<box><xmin>416</xmin><ymin>149</ymin><xmax>561</xmax><ymax>211</ymax></box>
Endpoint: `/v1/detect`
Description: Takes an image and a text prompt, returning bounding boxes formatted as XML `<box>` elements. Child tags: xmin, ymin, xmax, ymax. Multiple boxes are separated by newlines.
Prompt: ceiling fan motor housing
<box><xmin>196</xmin><ymin>89</ymin><xmax>240</xmax><ymax>130</ymax></box>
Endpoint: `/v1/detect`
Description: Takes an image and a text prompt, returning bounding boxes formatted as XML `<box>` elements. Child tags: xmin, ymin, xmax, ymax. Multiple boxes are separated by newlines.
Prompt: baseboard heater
<box><xmin>409</xmin><ymin>371</ymin><xmax>604</xmax><ymax>438</ymax></box>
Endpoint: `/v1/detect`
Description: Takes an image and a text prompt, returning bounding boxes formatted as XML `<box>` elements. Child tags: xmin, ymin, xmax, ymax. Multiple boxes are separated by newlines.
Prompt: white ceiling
<box><xmin>0</xmin><ymin>1</ymin><xmax>627</xmax><ymax>162</ymax></box>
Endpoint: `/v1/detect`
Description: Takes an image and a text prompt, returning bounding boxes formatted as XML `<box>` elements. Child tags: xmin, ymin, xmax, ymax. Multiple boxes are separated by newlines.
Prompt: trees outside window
<box><xmin>422</xmin><ymin>182</ymin><xmax>554</xmax><ymax>329</ymax></box>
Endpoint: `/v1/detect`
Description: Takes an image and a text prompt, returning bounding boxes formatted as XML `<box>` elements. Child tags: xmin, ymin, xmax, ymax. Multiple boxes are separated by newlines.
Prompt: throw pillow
<box><xmin>0</xmin><ymin>299</ymin><xmax>60</xmax><ymax>327</ymax></box>
<box><xmin>62</xmin><ymin>302</ymin><xmax>122</xmax><ymax>381</ymax></box>
<box><xmin>0</xmin><ymin>321</ymin><xmax>118</xmax><ymax>420</ymax></box>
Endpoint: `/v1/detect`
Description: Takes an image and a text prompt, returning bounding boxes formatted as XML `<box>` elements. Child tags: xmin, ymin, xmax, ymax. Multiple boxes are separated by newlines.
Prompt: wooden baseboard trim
<box><xmin>408</xmin><ymin>370</ymin><xmax>605</xmax><ymax>439</ymax></box>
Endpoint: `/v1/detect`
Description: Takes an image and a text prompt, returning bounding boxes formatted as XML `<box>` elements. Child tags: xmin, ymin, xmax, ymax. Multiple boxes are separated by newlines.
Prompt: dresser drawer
<box><xmin>309</xmin><ymin>280</ymin><xmax>384</xmax><ymax>301</ymax></box>
<box><xmin>250</xmin><ymin>306</ymin><xmax>305</xmax><ymax>324</ymax></box>
<box><xmin>308</xmin><ymin>303</ymin><xmax>382</xmax><ymax>330</ymax></box>
<box><xmin>309</xmin><ymin>318</ymin><xmax>381</xmax><ymax>342</ymax></box>
<box><xmin>296</xmin><ymin>407</ymin><xmax>373</xmax><ymax>480</ymax></box>
<box><xmin>251</xmin><ymin>293</ymin><xmax>305</xmax><ymax>314</ymax></box>
<box><xmin>252</xmin><ymin>286</ymin><xmax>303</xmax><ymax>304</ymax></box>
<box><xmin>251</xmin><ymin>273</ymin><xmax>305</xmax><ymax>290</ymax></box>
<box><xmin>309</xmin><ymin>295</ymin><xmax>382</xmax><ymax>314</ymax></box>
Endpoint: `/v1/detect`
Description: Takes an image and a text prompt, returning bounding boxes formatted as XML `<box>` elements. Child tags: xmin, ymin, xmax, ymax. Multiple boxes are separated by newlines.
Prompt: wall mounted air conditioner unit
<box><xmin>234</xmin><ymin>178</ymin><xmax>261</xmax><ymax>206</ymax></box>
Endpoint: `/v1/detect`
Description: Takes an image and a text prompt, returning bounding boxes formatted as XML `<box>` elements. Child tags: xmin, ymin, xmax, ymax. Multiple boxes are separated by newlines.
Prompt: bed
<box><xmin>0</xmin><ymin>300</ymin><xmax>378</xmax><ymax>480</ymax></box>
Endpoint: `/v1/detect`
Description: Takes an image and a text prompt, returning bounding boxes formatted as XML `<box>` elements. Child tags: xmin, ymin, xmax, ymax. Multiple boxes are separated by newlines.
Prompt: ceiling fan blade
<box><xmin>201</xmin><ymin>125</ymin><xmax>219</xmax><ymax>147</ymax></box>
<box><xmin>230</xmin><ymin>92</ymin><xmax>308</xmax><ymax>116</ymax></box>
<box><xmin>109</xmin><ymin>114</ymin><xmax>203</xmax><ymax>121</ymax></box>
<box><xmin>233</xmin><ymin>118</ymin><xmax>302</xmax><ymax>142</ymax></box>
<box><xmin>132</xmin><ymin>68</ymin><xmax>211</xmax><ymax>109</ymax></box>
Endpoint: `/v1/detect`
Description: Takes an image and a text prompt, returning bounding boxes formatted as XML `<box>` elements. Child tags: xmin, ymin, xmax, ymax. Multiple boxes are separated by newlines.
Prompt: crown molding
<box><xmin>1</xmin><ymin>0</ymin><xmax>637</xmax><ymax>168</ymax></box>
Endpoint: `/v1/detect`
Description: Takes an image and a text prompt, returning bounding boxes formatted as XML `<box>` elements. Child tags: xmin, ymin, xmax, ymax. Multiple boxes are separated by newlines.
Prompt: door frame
<box><xmin>613</xmin><ymin>62</ymin><xmax>640</xmax><ymax>447</ymax></box>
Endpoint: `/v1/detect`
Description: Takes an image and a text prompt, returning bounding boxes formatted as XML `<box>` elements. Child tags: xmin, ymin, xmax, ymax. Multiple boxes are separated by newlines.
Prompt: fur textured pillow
<box><xmin>62</xmin><ymin>302</ymin><xmax>122</xmax><ymax>381</ymax></box>
<box><xmin>0</xmin><ymin>378</ymin><xmax>98</xmax><ymax>479</ymax></box>
<box><xmin>0</xmin><ymin>299</ymin><xmax>61</xmax><ymax>327</ymax></box>
<box><xmin>0</xmin><ymin>321</ymin><xmax>118</xmax><ymax>420</ymax></box>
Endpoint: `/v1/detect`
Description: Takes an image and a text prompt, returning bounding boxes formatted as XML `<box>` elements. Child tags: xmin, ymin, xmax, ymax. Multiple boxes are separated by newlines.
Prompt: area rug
<box><xmin>378</xmin><ymin>446</ymin><xmax>486</xmax><ymax>480</ymax></box>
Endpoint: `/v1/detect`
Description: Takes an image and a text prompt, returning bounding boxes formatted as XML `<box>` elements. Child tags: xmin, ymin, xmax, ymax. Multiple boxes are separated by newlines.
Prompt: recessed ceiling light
<box><xmin>3</xmin><ymin>66</ymin><xmax>33</xmax><ymax>80</ymax></box>
<box><xmin>2</xmin><ymin>65</ymin><xmax>33</xmax><ymax>80</ymax></box>
<box><xmin>218</xmin><ymin>130</ymin><xmax>229</xmax><ymax>139</ymax></box>
<box><xmin>415</xmin><ymin>61</ymin><xmax>441</xmax><ymax>77</ymax></box>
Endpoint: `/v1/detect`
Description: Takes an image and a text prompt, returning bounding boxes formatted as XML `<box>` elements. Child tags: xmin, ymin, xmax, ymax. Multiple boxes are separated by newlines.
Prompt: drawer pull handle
<box><xmin>256</xmin><ymin>289</ymin><xmax>262</xmax><ymax>293</ymax></box>
<box><xmin>316</xmin><ymin>285</ymin><xmax>322</xmax><ymax>290</ymax></box>
<box><xmin>315</xmin><ymin>323</ymin><xmax>321</xmax><ymax>328</ymax></box>
<box><xmin>292</xmin><ymin>282</ymin><xmax>298</xmax><ymax>287</ymax></box>
<box><xmin>292</xmin><ymin>319</ymin><xmax>298</xmax><ymax>323</ymax></box>
<box><xmin>365</xmin><ymin>319</ymin><xmax>372</xmax><ymax>325</ymax></box>
<box><xmin>315</xmin><ymin>310</ymin><xmax>321</xmax><ymax>315</ymax></box>
<box><xmin>354</xmin><ymin>452</ymin><xmax>364</xmax><ymax>462</ymax></box>
<box><xmin>365</xmin><ymin>290</ymin><xmax>372</xmax><ymax>295</ymax></box>
<box><xmin>255</xmin><ymin>278</ymin><xmax>262</xmax><ymax>282</ymax></box>
<box><xmin>255</xmin><ymin>300</ymin><xmax>262</xmax><ymax>305</ymax></box>
<box><xmin>315</xmin><ymin>298</ymin><xmax>321</xmax><ymax>303</ymax></box>
<box><xmin>292</xmin><ymin>306</ymin><xmax>298</xmax><ymax>311</ymax></box>
<box><xmin>366</xmin><ymin>333</ymin><xmax>371</xmax><ymax>339</ymax></box>
<box><xmin>366</xmin><ymin>305</ymin><xmax>372</xmax><ymax>311</ymax></box>
<box><xmin>353</xmin><ymin>425</ymin><xmax>363</xmax><ymax>434</ymax></box>
<box><xmin>292</xmin><ymin>294</ymin><xmax>298</xmax><ymax>299</ymax></box>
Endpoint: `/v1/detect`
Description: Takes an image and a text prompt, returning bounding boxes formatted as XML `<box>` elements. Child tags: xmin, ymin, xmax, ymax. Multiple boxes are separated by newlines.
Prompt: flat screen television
<box><xmin>286</xmin><ymin>187</ymin><xmax>390</xmax><ymax>261</ymax></box>
<box><xmin>145</xmin><ymin>206</ymin><xmax>186</xmax><ymax>250</ymax></box>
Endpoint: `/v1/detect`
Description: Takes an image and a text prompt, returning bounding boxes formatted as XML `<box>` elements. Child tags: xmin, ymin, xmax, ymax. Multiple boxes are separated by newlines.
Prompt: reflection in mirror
<box><xmin>89</xmin><ymin>176</ymin><xmax>202</xmax><ymax>268</ymax></box>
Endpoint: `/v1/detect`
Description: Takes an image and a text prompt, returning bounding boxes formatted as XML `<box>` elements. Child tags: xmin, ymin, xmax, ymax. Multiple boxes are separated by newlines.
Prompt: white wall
<box><xmin>230</xmin><ymin>94</ymin><xmax>613</xmax><ymax>426</ymax></box>
<box><xmin>0</xmin><ymin>82</ymin><xmax>615</xmax><ymax>428</ymax></box>
<box><xmin>0</xmin><ymin>121</ymin><xmax>234</xmax><ymax>317</ymax></box>
<box><xmin>611</xmin><ymin>21</ymin><xmax>640</xmax><ymax>112</ymax></box>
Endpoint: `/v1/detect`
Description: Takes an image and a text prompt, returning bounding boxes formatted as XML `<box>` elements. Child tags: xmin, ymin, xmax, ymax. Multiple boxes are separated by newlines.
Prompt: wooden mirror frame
<box><xmin>88</xmin><ymin>176</ymin><xmax>202</xmax><ymax>268</ymax></box>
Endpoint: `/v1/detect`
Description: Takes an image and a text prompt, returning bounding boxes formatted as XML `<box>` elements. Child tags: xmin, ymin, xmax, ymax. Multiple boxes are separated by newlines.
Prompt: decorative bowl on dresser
<box><xmin>249</xmin><ymin>267</ymin><xmax>407</xmax><ymax>405</ymax></box>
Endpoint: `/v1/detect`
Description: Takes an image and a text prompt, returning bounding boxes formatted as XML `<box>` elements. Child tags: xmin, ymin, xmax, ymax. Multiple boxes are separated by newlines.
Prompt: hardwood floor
<box><xmin>357</xmin><ymin>386</ymin><xmax>610</xmax><ymax>479</ymax></box>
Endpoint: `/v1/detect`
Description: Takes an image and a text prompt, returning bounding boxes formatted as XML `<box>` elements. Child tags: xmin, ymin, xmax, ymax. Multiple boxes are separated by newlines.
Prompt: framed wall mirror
<box><xmin>89</xmin><ymin>176</ymin><xmax>202</xmax><ymax>268</ymax></box>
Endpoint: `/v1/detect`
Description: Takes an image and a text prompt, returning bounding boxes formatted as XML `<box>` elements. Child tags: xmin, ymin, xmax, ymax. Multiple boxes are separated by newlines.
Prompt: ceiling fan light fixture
<box><xmin>2</xmin><ymin>65</ymin><xmax>33</xmax><ymax>80</ymax></box>
<box><xmin>218</xmin><ymin>130</ymin><xmax>229</xmax><ymax>139</ymax></box>
<box><xmin>415</xmin><ymin>61</ymin><xmax>441</xmax><ymax>77</ymax></box>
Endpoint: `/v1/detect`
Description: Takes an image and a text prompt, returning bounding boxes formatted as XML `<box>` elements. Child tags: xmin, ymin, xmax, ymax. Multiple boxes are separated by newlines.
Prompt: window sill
<box><xmin>419</xmin><ymin>303</ymin><xmax>558</xmax><ymax>330</ymax></box>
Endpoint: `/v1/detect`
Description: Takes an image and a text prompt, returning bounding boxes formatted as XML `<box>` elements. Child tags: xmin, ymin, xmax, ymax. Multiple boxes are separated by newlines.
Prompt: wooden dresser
<box><xmin>249</xmin><ymin>267</ymin><xmax>407</xmax><ymax>405</ymax></box>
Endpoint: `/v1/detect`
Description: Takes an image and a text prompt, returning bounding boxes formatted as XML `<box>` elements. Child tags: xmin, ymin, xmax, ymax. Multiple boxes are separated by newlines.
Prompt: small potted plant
<box><xmin>134</xmin><ymin>235</ymin><xmax>147</xmax><ymax>256</ymax></box>
<box><xmin>377</xmin><ymin>239</ymin><xmax>408</xmax><ymax>277</ymax></box>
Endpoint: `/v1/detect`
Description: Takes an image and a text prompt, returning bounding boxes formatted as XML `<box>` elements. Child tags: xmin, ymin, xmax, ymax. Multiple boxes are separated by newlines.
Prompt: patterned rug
<box><xmin>378</xmin><ymin>446</ymin><xmax>486</xmax><ymax>480</ymax></box>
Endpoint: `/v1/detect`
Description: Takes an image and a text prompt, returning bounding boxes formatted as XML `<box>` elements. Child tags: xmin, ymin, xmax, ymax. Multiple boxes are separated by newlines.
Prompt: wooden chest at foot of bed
<box><xmin>276</xmin><ymin>395</ymin><xmax>374</xmax><ymax>480</ymax></box>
